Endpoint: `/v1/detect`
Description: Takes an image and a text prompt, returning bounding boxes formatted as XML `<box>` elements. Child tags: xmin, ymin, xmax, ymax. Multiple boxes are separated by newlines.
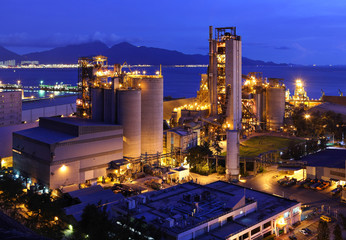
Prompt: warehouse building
<box><xmin>303</xmin><ymin>148</ymin><xmax>346</xmax><ymax>185</ymax></box>
<box><xmin>13</xmin><ymin>116</ymin><xmax>123</xmax><ymax>189</ymax></box>
<box><xmin>111</xmin><ymin>181</ymin><xmax>301</xmax><ymax>240</ymax></box>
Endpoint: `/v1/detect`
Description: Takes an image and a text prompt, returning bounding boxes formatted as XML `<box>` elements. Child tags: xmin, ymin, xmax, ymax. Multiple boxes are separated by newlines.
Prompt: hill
<box><xmin>0</xmin><ymin>42</ymin><xmax>288</xmax><ymax>66</ymax></box>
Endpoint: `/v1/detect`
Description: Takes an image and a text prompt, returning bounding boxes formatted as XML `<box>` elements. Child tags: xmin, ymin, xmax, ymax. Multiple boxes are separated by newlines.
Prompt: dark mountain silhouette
<box><xmin>0</xmin><ymin>42</ymin><xmax>288</xmax><ymax>66</ymax></box>
<box><xmin>106</xmin><ymin>42</ymin><xmax>209</xmax><ymax>65</ymax></box>
<box><xmin>21</xmin><ymin>41</ymin><xmax>109</xmax><ymax>64</ymax></box>
<box><xmin>0</xmin><ymin>46</ymin><xmax>20</xmax><ymax>62</ymax></box>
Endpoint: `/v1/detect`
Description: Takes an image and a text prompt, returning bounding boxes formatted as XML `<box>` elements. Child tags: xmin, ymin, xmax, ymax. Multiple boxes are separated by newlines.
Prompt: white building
<box><xmin>112</xmin><ymin>181</ymin><xmax>301</xmax><ymax>240</ymax></box>
<box><xmin>13</xmin><ymin>117</ymin><xmax>123</xmax><ymax>189</ymax></box>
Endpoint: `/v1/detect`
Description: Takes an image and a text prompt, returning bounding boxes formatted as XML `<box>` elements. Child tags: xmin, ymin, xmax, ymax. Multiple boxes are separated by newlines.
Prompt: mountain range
<box><xmin>0</xmin><ymin>41</ymin><xmax>288</xmax><ymax>66</ymax></box>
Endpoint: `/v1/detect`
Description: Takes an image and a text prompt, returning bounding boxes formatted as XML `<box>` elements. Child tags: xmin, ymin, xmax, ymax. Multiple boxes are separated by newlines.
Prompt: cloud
<box><xmin>0</xmin><ymin>32</ymin><xmax>135</xmax><ymax>48</ymax></box>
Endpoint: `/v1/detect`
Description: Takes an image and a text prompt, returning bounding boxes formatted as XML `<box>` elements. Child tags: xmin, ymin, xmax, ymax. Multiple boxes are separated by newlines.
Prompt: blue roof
<box><xmin>301</xmin><ymin>149</ymin><xmax>346</xmax><ymax>169</ymax></box>
<box><xmin>14</xmin><ymin>127</ymin><xmax>75</xmax><ymax>144</ymax></box>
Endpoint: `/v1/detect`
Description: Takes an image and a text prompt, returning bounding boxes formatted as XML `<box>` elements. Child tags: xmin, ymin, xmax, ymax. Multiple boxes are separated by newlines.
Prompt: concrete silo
<box><xmin>117</xmin><ymin>89</ymin><xmax>141</xmax><ymax>158</ymax></box>
<box><xmin>266</xmin><ymin>79</ymin><xmax>285</xmax><ymax>130</ymax></box>
<box><xmin>140</xmin><ymin>77</ymin><xmax>163</xmax><ymax>155</ymax></box>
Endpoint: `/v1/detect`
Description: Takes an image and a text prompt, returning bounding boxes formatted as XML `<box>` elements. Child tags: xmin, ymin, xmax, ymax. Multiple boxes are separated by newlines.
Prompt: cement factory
<box><xmin>9</xmin><ymin>26</ymin><xmax>341</xmax><ymax>190</ymax></box>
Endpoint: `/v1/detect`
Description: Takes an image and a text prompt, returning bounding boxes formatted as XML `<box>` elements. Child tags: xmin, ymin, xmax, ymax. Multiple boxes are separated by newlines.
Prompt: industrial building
<box><xmin>165</xmin><ymin>127</ymin><xmax>199</xmax><ymax>154</ymax></box>
<box><xmin>111</xmin><ymin>181</ymin><xmax>301</xmax><ymax>240</ymax></box>
<box><xmin>22</xmin><ymin>95</ymin><xmax>76</xmax><ymax>123</ymax></box>
<box><xmin>302</xmin><ymin>149</ymin><xmax>346</xmax><ymax>185</ymax></box>
<box><xmin>0</xmin><ymin>90</ymin><xmax>22</xmax><ymax>127</ymax></box>
<box><xmin>13</xmin><ymin>116</ymin><xmax>123</xmax><ymax>189</ymax></box>
<box><xmin>12</xmin><ymin>55</ymin><xmax>164</xmax><ymax>189</ymax></box>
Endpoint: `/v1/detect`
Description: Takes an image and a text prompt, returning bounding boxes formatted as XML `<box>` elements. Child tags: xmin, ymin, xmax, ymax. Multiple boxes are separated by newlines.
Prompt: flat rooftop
<box><xmin>14</xmin><ymin>117</ymin><xmax>122</xmax><ymax>144</ymax></box>
<box><xmin>112</xmin><ymin>181</ymin><xmax>299</xmax><ymax>238</ymax></box>
<box><xmin>22</xmin><ymin>95</ymin><xmax>77</xmax><ymax>110</ymax></box>
<box><xmin>301</xmin><ymin>148</ymin><xmax>346</xmax><ymax>169</ymax></box>
<box><xmin>14</xmin><ymin>126</ymin><xmax>75</xmax><ymax>144</ymax></box>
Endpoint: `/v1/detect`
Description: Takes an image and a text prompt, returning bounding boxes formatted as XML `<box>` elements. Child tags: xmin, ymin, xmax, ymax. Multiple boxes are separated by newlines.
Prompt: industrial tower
<box><xmin>208</xmin><ymin>26</ymin><xmax>242</xmax><ymax>180</ymax></box>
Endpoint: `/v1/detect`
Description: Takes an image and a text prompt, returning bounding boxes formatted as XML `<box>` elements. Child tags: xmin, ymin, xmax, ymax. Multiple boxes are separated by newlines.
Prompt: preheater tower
<box><xmin>209</xmin><ymin>26</ymin><xmax>242</xmax><ymax>180</ymax></box>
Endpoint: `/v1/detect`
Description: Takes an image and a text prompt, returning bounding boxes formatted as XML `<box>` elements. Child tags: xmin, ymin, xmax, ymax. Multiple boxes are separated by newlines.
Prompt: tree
<box><xmin>186</xmin><ymin>141</ymin><xmax>212</xmax><ymax>168</ymax></box>
<box><xmin>74</xmin><ymin>204</ymin><xmax>115</xmax><ymax>240</ymax></box>
<box><xmin>0</xmin><ymin>174</ymin><xmax>25</xmax><ymax>211</ymax></box>
<box><xmin>317</xmin><ymin>221</ymin><xmax>330</xmax><ymax>240</ymax></box>
<box><xmin>333</xmin><ymin>224</ymin><xmax>342</xmax><ymax>240</ymax></box>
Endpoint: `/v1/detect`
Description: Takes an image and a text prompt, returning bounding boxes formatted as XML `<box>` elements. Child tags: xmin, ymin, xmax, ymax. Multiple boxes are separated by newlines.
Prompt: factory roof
<box><xmin>14</xmin><ymin>117</ymin><xmax>122</xmax><ymax>145</ymax></box>
<box><xmin>169</xmin><ymin>127</ymin><xmax>191</xmax><ymax>136</ymax></box>
<box><xmin>65</xmin><ymin>185</ymin><xmax>124</xmax><ymax>221</ymax></box>
<box><xmin>112</xmin><ymin>181</ymin><xmax>299</xmax><ymax>238</ymax></box>
<box><xmin>322</xmin><ymin>96</ymin><xmax>346</xmax><ymax>106</ymax></box>
<box><xmin>14</xmin><ymin>126</ymin><xmax>75</xmax><ymax>144</ymax></box>
<box><xmin>163</xmin><ymin>97</ymin><xmax>195</xmax><ymax>120</ymax></box>
<box><xmin>302</xmin><ymin>148</ymin><xmax>346</xmax><ymax>169</ymax></box>
<box><xmin>22</xmin><ymin>95</ymin><xmax>76</xmax><ymax>110</ymax></box>
<box><xmin>307</xmin><ymin>102</ymin><xmax>346</xmax><ymax>121</ymax></box>
<box><xmin>40</xmin><ymin>116</ymin><xmax>120</xmax><ymax>127</ymax></box>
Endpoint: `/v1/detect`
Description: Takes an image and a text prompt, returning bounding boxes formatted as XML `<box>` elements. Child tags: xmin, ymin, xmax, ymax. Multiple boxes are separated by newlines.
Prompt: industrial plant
<box><xmin>9</xmin><ymin>26</ymin><xmax>345</xmax><ymax>190</ymax></box>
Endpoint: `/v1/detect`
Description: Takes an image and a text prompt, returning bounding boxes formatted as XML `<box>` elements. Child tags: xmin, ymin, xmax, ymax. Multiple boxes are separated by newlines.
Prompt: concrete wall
<box><xmin>22</xmin><ymin>103</ymin><xmax>76</xmax><ymax>123</ymax></box>
<box><xmin>0</xmin><ymin>122</ymin><xmax>38</xmax><ymax>158</ymax></box>
<box><xmin>50</xmin><ymin>128</ymin><xmax>123</xmax><ymax>188</ymax></box>
<box><xmin>306</xmin><ymin>166</ymin><xmax>346</xmax><ymax>181</ymax></box>
<box><xmin>0</xmin><ymin>91</ymin><xmax>22</xmax><ymax>126</ymax></box>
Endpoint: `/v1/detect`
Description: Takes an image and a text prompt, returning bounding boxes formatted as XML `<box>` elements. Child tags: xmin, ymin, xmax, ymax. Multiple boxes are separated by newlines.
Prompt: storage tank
<box><xmin>266</xmin><ymin>87</ymin><xmax>285</xmax><ymax>130</ymax></box>
<box><xmin>91</xmin><ymin>88</ymin><xmax>104</xmax><ymax>121</ymax></box>
<box><xmin>140</xmin><ymin>77</ymin><xmax>163</xmax><ymax>155</ymax></box>
<box><xmin>117</xmin><ymin>89</ymin><xmax>141</xmax><ymax>158</ymax></box>
<box><xmin>253</xmin><ymin>90</ymin><xmax>265</xmax><ymax>128</ymax></box>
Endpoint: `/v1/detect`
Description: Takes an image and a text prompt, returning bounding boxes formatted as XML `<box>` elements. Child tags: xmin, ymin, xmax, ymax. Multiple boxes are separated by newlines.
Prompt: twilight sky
<box><xmin>1</xmin><ymin>0</ymin><xmax>346</xmax><ymax>65</ymax></box>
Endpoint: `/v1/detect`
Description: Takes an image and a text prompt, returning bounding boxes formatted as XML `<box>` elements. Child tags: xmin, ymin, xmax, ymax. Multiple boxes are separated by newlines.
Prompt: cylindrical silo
<box><xmin>266</xmin><ymin>87</ymin><xmax>285</xmax><ymax>130</ymax></box>
<box><xmin>117</xmin><ymin>89</ymin><xmax>141</xmax><ymax>158</ymax></box>
<box><xmin>140</xmin><ymin>77</ymin><xmax>163</xmax><ymax>155</ymax></box>
<box><xmin>91</xmin><ymin>88</ymin><xmax>104</xmax><ymax>121</ymax></box>
<box><xmin>226</xmin><ymin>129</ymin><xmax>239</xmax><ymax>180</ymax></box>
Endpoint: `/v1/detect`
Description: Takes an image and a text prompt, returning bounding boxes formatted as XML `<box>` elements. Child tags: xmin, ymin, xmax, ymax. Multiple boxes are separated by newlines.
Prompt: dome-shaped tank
<box><xmin>117</xmin><ymin>89</ymin><xmax>141</xmax><ymax>158</ymax></box>
<box><xmin>140</xmin><ymin>77</ymin><xmax>163</xmax><ymax>155</ymax></box>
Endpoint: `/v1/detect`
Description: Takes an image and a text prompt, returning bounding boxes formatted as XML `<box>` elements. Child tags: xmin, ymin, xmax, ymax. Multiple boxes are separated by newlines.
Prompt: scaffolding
<box><xmin>76</xmin><ymin>55</ymin><xmax>113</xmax><ymax>118</ymax></box>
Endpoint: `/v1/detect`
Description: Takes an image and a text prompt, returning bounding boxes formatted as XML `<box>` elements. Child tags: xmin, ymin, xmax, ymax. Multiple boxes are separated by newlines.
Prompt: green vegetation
<box><xmin>238</xmin><ymin>136</ymin><xmax>303</xmax><ymax>158</ymax></box>
<box><xmin>292</xmin><ymin>107</ymin><xmax>344</xmax><ymax>139</ymax></box>
<box><xmin>72</xmin><ymin>204</ymin><xmax>161</xmax><ymax>240</ymax></box>
<box><xmin>333</xmin><ymin>224</ymin><xmax>342</xmax><ymax>240</ymax></box>
<box><xmin>317</xmin><ymin>220</ymin><xmax>330</xmax><ymax>240</ymax></box>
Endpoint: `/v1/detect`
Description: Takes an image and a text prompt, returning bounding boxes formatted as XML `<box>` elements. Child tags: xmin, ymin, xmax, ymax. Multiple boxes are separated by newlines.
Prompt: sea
<box><xmin>0</xmin><ymin>65</ymin><xmax>345</xmax><ymax>99</ymax></box>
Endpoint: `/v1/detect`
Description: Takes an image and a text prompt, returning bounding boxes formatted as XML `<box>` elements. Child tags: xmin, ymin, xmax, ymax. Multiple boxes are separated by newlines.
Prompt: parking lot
<box><xmin>236</xmin><ymin>166</ymin><xmax>346</xmax><ymax>239</ymax></box>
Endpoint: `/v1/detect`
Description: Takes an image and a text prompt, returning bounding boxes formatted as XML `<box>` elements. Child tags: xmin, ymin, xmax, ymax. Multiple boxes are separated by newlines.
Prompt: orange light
<box><xmin>60</xmin><ymin>165</ymin><xmax>67</xmax><ymax>172</ymax></box>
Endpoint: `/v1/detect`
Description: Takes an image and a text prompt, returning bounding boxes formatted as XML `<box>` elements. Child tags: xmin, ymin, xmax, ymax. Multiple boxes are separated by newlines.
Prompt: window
<box><xmin>284</xmin><ymin>211</ymin><xmax>290</xmax><ymax>218</ymax></box>
<box><xmin>263</xmin><ymin>221</ymin><xmax>271</xmax><ymax>229</ymax></box>
<box><xmin>251</xmin><ymin>226</ymin><xmax>260</xmax><ymax>235</ymax></box>
<box><xmin>240</xmin><ymin>232</ymin><xmax>249</xmax><ymax>240</ymax></box>
<box><xmin>293</xmin><ymin>207</ymin><xmax>300</xmax><ymax>215</ymax></box>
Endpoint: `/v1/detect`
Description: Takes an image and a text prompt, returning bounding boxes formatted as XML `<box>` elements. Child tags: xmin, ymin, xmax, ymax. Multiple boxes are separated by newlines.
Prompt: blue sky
<box><xmin>1</xmin><ymin>0</ymin><xmax>346</xmax><ymax>65</ymax></box>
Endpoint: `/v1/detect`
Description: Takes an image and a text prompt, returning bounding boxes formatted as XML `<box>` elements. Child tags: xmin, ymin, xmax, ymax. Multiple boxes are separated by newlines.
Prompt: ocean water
<box><xmin>0</xmin><ymin>66</ymin><xmax>345</xmax><ymax>99</ymax></box>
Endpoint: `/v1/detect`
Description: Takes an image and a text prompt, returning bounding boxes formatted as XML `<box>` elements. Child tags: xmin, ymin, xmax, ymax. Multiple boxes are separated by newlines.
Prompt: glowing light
<box><xmin>60</xmin><ymin>165</ymin><xmax>67</xmax><ymax>172</ymax></box>
<box><xmin>49</xmin><ymin>94</ymin><xmax>54</xmax><ymax>98</ymax></box>
<box><xmin>54</xmin><ymin>216</ymin><xmax>59</xmax><ymax>221</ymax></box>
<box><xmin>304</xmin><ymin>114</ymin><xmax>310</xmax><ymax>119</ymax></box>
<box><xmin>277</xmin><ymin>217</ymin><xmax>286</xmax><ymax>227</ymax></box>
